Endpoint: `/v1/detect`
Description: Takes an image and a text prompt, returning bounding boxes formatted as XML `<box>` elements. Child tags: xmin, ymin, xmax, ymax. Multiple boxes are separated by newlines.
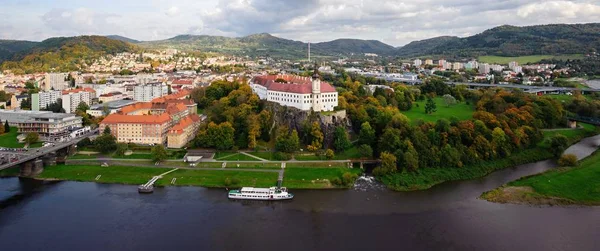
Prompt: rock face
<box><xmin>267</xmin><ymin>103</ymin><xmax>352</xmax><ymax>148</ymax></box>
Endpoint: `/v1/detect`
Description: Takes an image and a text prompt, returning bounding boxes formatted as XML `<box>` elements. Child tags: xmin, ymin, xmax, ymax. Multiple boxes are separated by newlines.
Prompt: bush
<box><xmin>325</xmin><ymin>149</ymin><xmax>335</xmax><ymax>160</ymax></box>
<box><xmin>273</xmin><ymin>152</ymin><xmax>291</xmax><ymax>161</ymax></box>
<box><xmin>331</xmin><ymin>177</ymin><xmax>342</xmax><ymax>186</ymax></box>
<box><xmin>549</xmin><ymin>135</ymin><xmax>569</xmax><ymax>157</ymax></box>
<box><xmin>341</xmin><ymin>172</ymin><xmax>359</xmax><ymax>186</ymax></box>
<box><xmin>558</xmin><ymin>154</ymin><xmax>578</xmax><ymax>167</ymax></box>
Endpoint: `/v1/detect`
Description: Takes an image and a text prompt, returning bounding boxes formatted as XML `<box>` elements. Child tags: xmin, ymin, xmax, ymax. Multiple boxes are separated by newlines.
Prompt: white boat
<box><xmin>228</xmin><ymin>187</ymin><xmax>294</xmax><ymax>200</ymax></box>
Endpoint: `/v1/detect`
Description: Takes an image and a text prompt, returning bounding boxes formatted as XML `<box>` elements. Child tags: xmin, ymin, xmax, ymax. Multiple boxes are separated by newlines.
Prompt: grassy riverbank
<box><xmin>1</xmin><ymin>163</ymin><xmax>361</xmax><ymax>189</ymax></box>
<box><xmin>482</xmin><ymin>150</ymin><xmax>600</xmax><ymax>206</ymax></box>
<box><xmin>379</xmin><ymin>126</ymin><xmax>598</xmax><ymax>191</ymax></box>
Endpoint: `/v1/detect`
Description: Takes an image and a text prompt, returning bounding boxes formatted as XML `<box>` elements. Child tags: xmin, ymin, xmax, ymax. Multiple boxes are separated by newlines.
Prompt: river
<box><xmin>1</xmin><ymin>136</ymin><xmax>600</xmax><ymax>251</ymax></box>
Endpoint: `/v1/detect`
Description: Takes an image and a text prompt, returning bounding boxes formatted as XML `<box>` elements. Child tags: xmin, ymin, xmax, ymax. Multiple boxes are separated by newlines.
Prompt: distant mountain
<box><xmin>106</xmin><ymin>35</ymin><xmax>140</xmax><ymax>43</ymax></box>
<box><xmin>0</xmin><ymin>40</ymin><xmax>38</xmax><ymax>62</ymax></box>
<box><xmin>138</xmin><ymin>33</ymin><xmax>396</xmax><ymax>58</ymax></box>
<box><xmin>397</xmin><ymin>23</ymin><xmax>600</xmax><ymax>58</ymax></box>
<box><xmin>1</xmin><ymin>36</ymin><xmax>137</xmax><ymax>74</ymax></box>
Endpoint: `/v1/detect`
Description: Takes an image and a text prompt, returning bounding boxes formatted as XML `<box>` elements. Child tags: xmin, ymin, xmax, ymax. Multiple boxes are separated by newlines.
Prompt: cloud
<box><xmin>0</xmin><ymin>0</ymin><xmax>599</xmax><ymax>46</ymax></box>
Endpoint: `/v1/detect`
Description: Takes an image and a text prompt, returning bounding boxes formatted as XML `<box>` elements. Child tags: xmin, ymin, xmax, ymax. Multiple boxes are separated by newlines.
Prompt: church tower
<box><xmin>311</xmin><ymin>67</ymin><xmax>322</xmax><ymax>111</ymax></box>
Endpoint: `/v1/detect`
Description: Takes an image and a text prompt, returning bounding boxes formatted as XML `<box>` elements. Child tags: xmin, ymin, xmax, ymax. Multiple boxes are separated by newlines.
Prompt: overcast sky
<box><xmin>1</xmin><ymin>0</ymin><xmax>599</xmax><ymax>46</ymax></box>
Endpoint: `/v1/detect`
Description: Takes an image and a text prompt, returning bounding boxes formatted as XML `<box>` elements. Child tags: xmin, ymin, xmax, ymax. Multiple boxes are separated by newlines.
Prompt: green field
<box><xmin>283</xmin><ymin>167</ymin><xmax>362</xmax><ymax>189</ymax></box>
<box><xmin>246</xmin><ymin>151</ymin><xmax>276</xmax><ymax>160</ymax></box>
<box><xmin>294</xmin><ymin>146</ymin><xmax>362</xmax><ymax>161</ymax></box>
<box><xmin>502</xmin><ymin>150</ymin><xmax>600</xmax><ymax>205</ymax></box>
<box><xmin>225</xmin><ymin>162</ymin><xmax>281</xmax><ymax>169</ymax></box>
<box><xmin>478</xmin><ymin>54</ymin><xmax>583</xmax><ymax>65</ymax></box>
<box><xmin>155</xmin><ymin>169</ymin><xmax>279</xmax><ymax>188</ymax></box>
<box><xmin>538</xmin><ymin>123</ymin><xmax>597</xmax><ymax>148</ymax></box>
<box><xmin>402</xmin><ymin>97</ymin><xmax>474</xmax><ymax>124</ymax></box>
<box><xmin>0</xmin><ymin>128</ymin><xmax>41</xmax><ymax>148</ymax></box>
<box><xmin>38</xmin><ymin>164</ymin><xmax>168</xmax><ymax>185</ymax></box>
<box><xmin>216</xmin><ymin>153</ymin><xmax>261</xmax><ymax>161</ymax></box>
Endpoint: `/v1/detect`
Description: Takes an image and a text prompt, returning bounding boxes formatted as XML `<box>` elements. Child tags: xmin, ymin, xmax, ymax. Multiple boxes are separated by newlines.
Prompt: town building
<box><xmin>133</xmin><ymin>83</ymin><xmax>168</xmax><ymax>102</ymax></box>
<box><xmin>10</xmin><ymin>94</ymin><xmax>28</xmax><ymax>110</ymax></box>
<box><xmin>100</xmin><ymin>90</ymin><xmax>201</xmax><ymax>147</ymax></box>
<box><xmin>479</xmin><ymin>63</ymin><xmax>490</xmax><ymax>74</ymax></box>
<box><xmin>0</xmin><ymin>110</ymin><xmax>83</xmax><ymax>141</ymax></box>
<box><xmin>250</xmin><ymin>73</ymin><xmax>338</xmax><ymax>112</ymax></box>
<box><xmin>31</xmin><ymin>91</ymin><xmax>61</xmax><ymax>111</ymax></box>
<box><xmin>43</xmin><ymin>73</ymin><xmax>68</xmax><ymax>91</ymax></box>
<box><xmin>86</xmin><ymin>100</ymin><xmax>138</xmax><ymax>117</ymax></box>
<box><xmin>425</xmin><ymin>59</ymin><xmax>433</xmax><ymax>65</ymax></box>
<box><xmin>413</xmin><ymin>59</ymin><xmax>422</xmax><ymax>67</ymax></box>
<box><xmin>61</xmin><ymin>88</ymin><xmax>96</xmax><ymax>113</ymax></box>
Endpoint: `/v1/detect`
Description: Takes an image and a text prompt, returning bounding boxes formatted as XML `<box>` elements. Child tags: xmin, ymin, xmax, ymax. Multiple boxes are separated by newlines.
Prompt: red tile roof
<box><xmin>151</xmin><ymin>89</ymin><xmax>191</xmax><ymax>102</ymax></box>
<box><xmin>62</xmin><ymin>87</ymin><xmax>96</xmax><ymax>95</ymax></box>
<box><xmin>172</xmin><ymin>79</ymin><xmax>194</xmax><ymax>85</ymax></box>
<box><xmin>101</xmin><ymin>113</ymin><xmax>171</xmax><ymax>125</ymax></box>
<box><xmin>252</xmin><ymin>75</ymin><xmax>336</xmax><ymax>94</ymax></box>
<box><xmin>169</xmin><ymin>114</ymin><xmax>201</xmax><ymax>134</ymax></box>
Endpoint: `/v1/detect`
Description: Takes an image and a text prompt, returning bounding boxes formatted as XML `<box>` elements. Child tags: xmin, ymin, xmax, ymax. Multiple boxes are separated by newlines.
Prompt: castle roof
<box><xmin>252</xmin><ymin>75</ymin><xmax>336</xmax><ymax>94</ymax></box>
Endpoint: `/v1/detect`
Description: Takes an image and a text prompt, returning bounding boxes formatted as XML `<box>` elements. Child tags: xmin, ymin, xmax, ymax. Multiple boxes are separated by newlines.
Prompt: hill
<box><xmin>0</xmin><ymin>40</ymin><xmax>38</xmax><ymax>62</ymax></box>
<box><xmin>1</xmin><ymin>36</ymin><xmax>137</xmax><ymax>74</ymax></box>
<box><xmin>138</xmin><ymin>33</ymin><xmax>396</xmax><ymax>59</ymax></box>
<box><xmin>397</xmin><ymin>23</ymin><xmax>600</xmax><ymax>59</ymax></box>
<box><xmin>106</xmin><ymin>35</ymin><xmax>140</xmax><ymax>43</ymax></box>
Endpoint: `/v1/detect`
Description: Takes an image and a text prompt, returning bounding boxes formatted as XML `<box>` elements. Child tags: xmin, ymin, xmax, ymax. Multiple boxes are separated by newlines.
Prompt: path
<box><xmin>66</xmin><ymin>159</ymin><xmax>281</xmax><ymax>173</ymax></box>
<box><xmin>139</xmin><ymin>168</ymin><xmax>179</xmax><ymax>191</ymax></box>
<box><xmin>240</xmin><ymin>151</ymin><xmax>268</xmax><ymax>161</ymax></box>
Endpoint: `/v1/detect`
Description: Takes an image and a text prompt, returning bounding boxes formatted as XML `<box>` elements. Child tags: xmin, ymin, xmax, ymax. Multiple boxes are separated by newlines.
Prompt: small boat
<box><xmin>228</xmin><ymin>187</ymin><xmax>294</xmax><ymax>200</ymax></box>
<box><xmin>138</xmin><ymin>185</ymin><xmax>153</xmax><ymax>193</ymax></box>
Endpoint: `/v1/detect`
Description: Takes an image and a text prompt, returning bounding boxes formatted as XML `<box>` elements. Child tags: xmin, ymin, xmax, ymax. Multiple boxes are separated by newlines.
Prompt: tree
<box><xmin>333</xmin><ymin>126</ymin><xmax>351</xmax><ymax>152</ymax></box>
<box><xmin>374</xmin><ymin>151</ymin><xmax>397</xmax><ymax>176</ymax></box>
<box><xmin>325</xmin><ymin>149</ymin><xmax>335</xmax><ymax>160</ymax></box>
<box><xmin>442</xmin><ymin>94</ymin><xmax>457</xmax><ymax>107</ymax></box>
<box><xmin>20</xmin><ymin>98</ymin><xmax>31</xmax><ymax>110</ymax></box>
<box><xmin>115</xmin><ymin>143</ymin><xmax>128</xmax><ymax>157</ymax></box>
<box><xmin>25</xmin><ymin>132</ymin><xmax>39</xmax><ymax>145</ymax></box>
<box><xmin>307</xmin><ymin>122</ymin><xmax>323</xmax><ymax>151</ymax></box>
<box><xmin>358</xmin><ymin>122</ymin><xmax>376</xmax><ymax>145</ymax></box>
<box><xmin>151</xmin><ymin>145</ymin><xmax>168</xmax><ymax>162</ymax></box>
<box><xmin>95</xmin><ymin>129</ymin><xmax>117</xmax><ymax>154</ymax></box>
<box><xmin>0</xmin><ymin>123</ymin><xmax>4</xmax><ymax>134</ymax></box>
<box><xmin>558</xmin><ymin>154</ymin><xmax>578</xmax><ymax>167</ymax></box>
<box><xmin>275</xmin><ymin>127</ymin><xmax>300</xmax><ymax>153</ymax></box>
<box><xmin>76</xmin><ymin>102</ymin><xmax>89</xmax><ymax>113</ymax></box>
<box><xmin>4</xmin><ymin>120</ymin><xmax>10</xmax><ymax>132</ymax></box>
<box><xmin>549</xmin><ymin>134</ymin><xmax>569</xmax><ymax>157</ymax></box>
<box><xmin>358</xmin><ymin>144</ymin><xmax>373</xmax><ymax>159</ymax></box>
<box><xmin>425</xmin><ymin>96</ymin><xmax>437</xmax><ymax>114</ymax></box>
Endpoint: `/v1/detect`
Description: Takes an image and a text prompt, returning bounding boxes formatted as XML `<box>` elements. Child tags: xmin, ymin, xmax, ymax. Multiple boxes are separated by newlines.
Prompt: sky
<box><xmin>1</xmin><ymin>0</ymin><xmax>599</xmax><ymax>46</ymax></box>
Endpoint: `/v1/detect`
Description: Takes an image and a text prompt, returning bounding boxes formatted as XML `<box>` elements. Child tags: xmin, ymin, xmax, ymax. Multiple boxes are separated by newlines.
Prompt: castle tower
<box><xmin>311</xmin><ymin>67</ymin><xmax>321</xmax><ymax>111</ymax></box>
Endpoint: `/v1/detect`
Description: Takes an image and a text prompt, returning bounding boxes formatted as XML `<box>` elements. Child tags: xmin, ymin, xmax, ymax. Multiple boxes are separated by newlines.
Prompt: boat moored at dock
<box><xmin>228</xmin><ymin>187</ymin><xmax>294</xmax><ymax>200</ymax></box>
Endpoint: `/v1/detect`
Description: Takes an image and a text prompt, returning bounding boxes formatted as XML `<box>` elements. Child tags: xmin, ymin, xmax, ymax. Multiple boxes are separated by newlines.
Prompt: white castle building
<box><xmin>250</xmin><ymin>72</ymin><xmax>338</xmax><ymax>112</ymax></box>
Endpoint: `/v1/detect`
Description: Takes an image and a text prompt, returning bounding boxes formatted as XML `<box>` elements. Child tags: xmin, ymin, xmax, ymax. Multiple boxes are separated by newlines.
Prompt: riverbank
<box><xmin>481</xmin><ymin>150</ymin><xmax>600</xmax><ymax>206</ymax></box>
<box><xmin>379</xmin><ymin>126</ymin><xmax>599</xmax><ymax>191</ymax></box>
<box><xmin>0</xmin><ymin>163</ymin><xmax>362</xmax><ymax>189</ymax></box>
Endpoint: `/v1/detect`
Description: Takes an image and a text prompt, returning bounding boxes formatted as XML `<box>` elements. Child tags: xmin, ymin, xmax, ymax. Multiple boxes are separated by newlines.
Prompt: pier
<box><xmin>138</xmin><ymin>168</ymin><xmax>179</xmax><ymax>193</ymax></box>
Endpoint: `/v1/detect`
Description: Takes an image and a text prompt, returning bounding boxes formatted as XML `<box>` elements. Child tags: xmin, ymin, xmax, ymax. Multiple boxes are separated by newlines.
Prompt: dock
<box><xmin>138</xmin><ymin>168</ymin><xmax>179</xmax><ymax>193</ymax></box>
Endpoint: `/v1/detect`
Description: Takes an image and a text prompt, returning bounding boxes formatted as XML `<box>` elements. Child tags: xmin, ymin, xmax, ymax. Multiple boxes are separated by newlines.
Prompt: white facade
<box><xmin>62</xmin><ymin>92</ymin><xmax>92</xmax><ymax>113</ymax></box>
<box><xmin>250</xmin><ymin>75</ymin><xmax>338</xmax><ymax>112</ymax></box>
<box><xmin>44</xmin><ymin>73</ymin><xmax>68</xmax><ymax>91</ymax></box>
<box><xmin>133</xmin><ymin>84</ymin><xmax>168</xmax><ymax>102</ymax></box>
<box><xmin>32</xmin><ymin>91</ymin><xmax>62</xmax><ymax>111</ymax></box>
<box><xmin>479</xmin><ymin>63</ymin><xmax>490</xmax><ymax>74</ymax></box>
<box><xmin>414</xmin><ymin>59</ymin><xmax>422</xmax><ymax>67</ymax></box>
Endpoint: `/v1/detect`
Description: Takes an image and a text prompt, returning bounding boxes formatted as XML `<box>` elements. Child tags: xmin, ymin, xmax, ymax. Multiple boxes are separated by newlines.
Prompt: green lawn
<box><xmin>538</xmin><ymin>124</ymin><xmax>597</xmax><ymax>148</ymax></box>
<box><xmin>478</xmin><ymin>54</ymin><xmax>583</xmax><ymax>65</ymax></box>
<box><xmin>38</xmin><ymin>164</ymin><xmax>168</xmax><ymax>185</ymax></box>
<box><xmin>0</xmin><ymin>128</ymin><xmax>28</xmax><ymax>148</ymax></box>
<box><xmin>213</xmin><ymin>151</ymin><xmax>237</xmax><ymax>159</ymax></box>
<box><xmin>217</xmin><ymin>153</ymin><xmax>261</xmax><ymax>161</ymax></box>
<box><xmin>283</xmin><ymin>167</ymin><xmax>362</xmax><ymax>189</ymax></box>
<box><xmin>247</xmin><ymin>151</ymin><xmax>276</xmax><ymax>160</ymax></box>
<box><xmin>155</xmin><ymin>169</ymin><xmax>278</xmax><ymax>187</ymax></box>
<box><xmin>402</xmin><ymin>97</ymin><xmax>474</xmax><ymax>124</ymax></box>
<box><xmin>294</xmin><ymin>146</ymin><xmax>363</xmax><ymax>161</ymax></box>
<box><xmin>507</xmin><ymin>150</ymin><xmax>600</xmax><ymax>204</ymax></box>
<box><xmin>286</xmin><ymin>162</ymin><xmax>349</xmax><ymax>168</ymax></box>
<box><xmin>226</xmin><ymin>162</ymin><xmax>281</xmax><ymax>169</ymax></box>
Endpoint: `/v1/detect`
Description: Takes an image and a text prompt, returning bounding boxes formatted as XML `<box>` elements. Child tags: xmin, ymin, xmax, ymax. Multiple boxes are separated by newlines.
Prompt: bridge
<box><xmin>0</xmin><ymin>129</ymin><xmax>99</xmax><ymax>176</ymax></box>
<box><xmin>566</xmin><ymin>116</ymin><xmax>600</xmax><ymax>127</ymax></box>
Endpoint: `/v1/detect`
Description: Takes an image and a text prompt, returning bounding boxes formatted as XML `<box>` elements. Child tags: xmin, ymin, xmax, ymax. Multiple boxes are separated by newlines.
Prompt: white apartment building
<box><xmin>250</xmin><ymin>73</ymin><xmax>338</xmax><ymax>112</ymax></box>
<box><xmin>133</xmin><ymin>84</ymin><xmax>168</xmax><ymax>102</ymax></box>
<box><xmin>62</xmin><ymin>89</ymin><xmax>94</xmax><ymax>113</ymax></box>
<box><xmin>479</xmin><ymin>63</ymin><xmax>491</xmax><ymax>74</ymax></box>
<box><xmin>44</xmin><ymin>73</ymin><xmax>68</xmax><ymax>91</ymax></box>
<box><xmin>31</xmin><ymin>91</ymin><xmax>62</xmax><ymax>111</ymax></box>
<box><xmin>414</xmin><ymin>59</ymin><xmax>422</xmax><ymax>67</ymax></box>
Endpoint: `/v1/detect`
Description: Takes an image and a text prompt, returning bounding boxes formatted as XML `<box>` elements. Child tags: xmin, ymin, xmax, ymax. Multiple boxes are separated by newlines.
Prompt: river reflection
<box><xmin>1</xmin><ymin>135</ymin><xmax>600</xmax><ymax>251</ymax></box>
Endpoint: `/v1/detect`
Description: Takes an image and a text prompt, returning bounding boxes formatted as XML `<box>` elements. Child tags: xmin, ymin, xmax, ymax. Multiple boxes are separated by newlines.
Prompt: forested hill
<box><xmin>397</xmin><ymin>23</ymin><xmax>600</xmax><ymax>58</ymax></box>
<box><xmin>0</xmin><ymin>36</ymin><xmax>137</xmax><ymax>74</ymax></box>
<box><xmin>138</xmin><ymin>33</ymin><xmax>397</xmax><ymax>58</ymax></box>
